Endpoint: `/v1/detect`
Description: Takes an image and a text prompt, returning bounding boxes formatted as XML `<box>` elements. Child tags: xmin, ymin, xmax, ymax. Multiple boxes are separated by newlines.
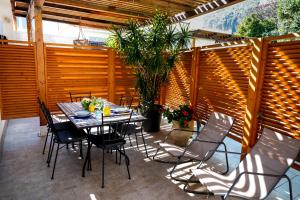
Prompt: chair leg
<box><xmin>123</xmin><ymin>146</ymin><xmax>131</xmax><ymax>179</ymax></box>
<box><xmin>134</xmin><ymin>133</ymin><xmax>139</xmax><ymax>150</ymax></box>
<box><xmin>140</xmin><ymin>128</ymin><xmax>148</xmax><ymax>158</ymax></box>
<box><xmin>79</xmin><ymin>140</ymin><xmax>83</xmax><ymax>159</ymax></box>
<box><xmin>102</xmin><ymin>149</ymin><xmax>105</xmax><ymax>188</ymax></box>
<box><xmin>51</xmin><ymin>143</ymin><xmax>59</xmax><ymax>180</ymax></box>
<box><xmin>42</xmin><ymin>127</ymin><xmax>50</xmax><ymax>154</ymax></box>
<box><xmin>47</xmin><ymin>132</ymin><xmax>54</xmax><ymax>164</ymax></box>
<box><xmin>119</xmin><ymin>148</ymin><xmax>122</xmax><ymax>165</ymax></box>
<box><xmin>72</xmin><ymin>142</ymin><xmax>75</xmax><ymax>149</ymax></box>
<box><xmin>128</xmin><ymin>135</ymin><xmax>133</xmax><ymax>146</ymax></box>
<box><xmin>66</xmin><ymin>144</ymin><xmax>69</xmax><ymax>149</ymax></box>
<box><xmin>82</xmin><ymin>141</ymin><xmax>91</xmax><ymax>177</ymax></box>
<box><xmin>283</xmin><ymin>175</ymin><xmax>293</xmax><ymax>200</ymax></box>
<box><xmin>47</xmin><ymin>137</ymin><xmax>55</xmax><ymax>167</ymax></box>
<box><xmin>115</xmin><ymin>148</ymin><xmax>118</xmax><ymax>164</ymax></box>
<box><xmin>152</xmin><ymin>146</ymin><xmax>161</xmax><ymax>160</ymax></box>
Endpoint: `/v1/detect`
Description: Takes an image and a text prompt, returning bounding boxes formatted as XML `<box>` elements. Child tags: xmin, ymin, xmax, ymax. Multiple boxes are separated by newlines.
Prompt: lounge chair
<box><xmin>153</xmin><ymin>112</ymin><xmax>235</xmax><ymax>182</ymax></box>
<box><xmin>185</xmin><ymin>127</ymin><xmax>300</xmax><ymax>200</ymax></box>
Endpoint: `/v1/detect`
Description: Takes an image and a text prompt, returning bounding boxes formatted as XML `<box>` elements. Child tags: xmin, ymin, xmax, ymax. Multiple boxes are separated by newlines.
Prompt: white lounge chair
<box><xmin>153</xmin><ymin>112</ymin><xmax>235</xmax><ymax>182</ymax></box>
<box><xmin>185</xmin><ymin>127</ymin><xmax>300</xmax><ymax>200</ymax></box>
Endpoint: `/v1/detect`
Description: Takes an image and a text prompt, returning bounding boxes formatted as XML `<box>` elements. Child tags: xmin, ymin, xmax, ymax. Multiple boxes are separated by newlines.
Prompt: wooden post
<box><xmin>241</xmin><ymin>38</ymin><xmax>268</xmax><ymax>157</ymax></box>
<box><xmin>192</xmin><ymin>37</ymin><xmax>196</xmax><ymax>48</ymax></box>
<box><xmin>34</xmin><ymin>3</ymin><xmax>47</xmax><ymax>125</ymax></box>
<box><xmin>108</xmin><ymin>48</ymin><xmax>115</xmax><ymax>103</ymax></box>
<box><xmin>26</xmin><ymin>15</ymin><xmax>32</xmax><ymax>43</ymax></box>
<box><xmin>190</xmin><ymin>47</ymin><xmax>200</xmax><ymax>109</ymax></box>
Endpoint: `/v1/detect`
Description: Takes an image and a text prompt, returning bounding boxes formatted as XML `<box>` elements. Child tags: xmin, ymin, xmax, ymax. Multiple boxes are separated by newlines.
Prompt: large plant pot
<box><xmin>169</xmin><ymin>120</ymin><xmax>194</xmax><ymax>147</ymax></box>
<box><xmin>142</xmin><ymin>104</ymin><xmax>163</xmax><ymax>132</ymax></box>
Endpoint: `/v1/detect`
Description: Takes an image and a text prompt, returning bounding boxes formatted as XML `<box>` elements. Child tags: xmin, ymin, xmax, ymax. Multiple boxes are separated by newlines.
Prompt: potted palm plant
<box><xmin>108</xmin><ymin>12</ymin><xmax>191</xmax><ymax>132</ymax></box>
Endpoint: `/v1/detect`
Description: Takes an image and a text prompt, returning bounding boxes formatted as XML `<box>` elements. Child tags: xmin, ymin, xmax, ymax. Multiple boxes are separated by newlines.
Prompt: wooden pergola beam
<box><xmin>42</xmin><ymin>6</ymin><xmax>128</xmax><ymax>25</ymax></box>
<box><xmin>46</xmin><ymin>0</ymin><xmax>150</xmax><ymax>20</ymax></box>
<box><xmin>171</xmin><ymin>0</ymin><xmax>245</xmax><ymax>23</ymax></box>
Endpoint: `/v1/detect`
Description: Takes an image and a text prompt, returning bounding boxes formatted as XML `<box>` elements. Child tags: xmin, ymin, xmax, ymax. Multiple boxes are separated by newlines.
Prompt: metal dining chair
<box><xmin>37</xmin><ymin>97</ymin><xmax>72</xmax><ymax>156</ymax></box>
<box><xmin>82</xmin><ymin>111</ymin><xmax>133</xmax><ymax>188</ymax></box>
<box><xmin>119</xmin><ymin>95</ymin><xmax>133</xmax><ymax>109</ymax></box>
<box><xmin>69</xmin><ymin>91</ymin><xmax>92</xmax><ymax>102</ymax></box>
<box><xmin>43</xmin><ymin>104</ymin><xmax>86</xmax><ymax>179</ymax></box>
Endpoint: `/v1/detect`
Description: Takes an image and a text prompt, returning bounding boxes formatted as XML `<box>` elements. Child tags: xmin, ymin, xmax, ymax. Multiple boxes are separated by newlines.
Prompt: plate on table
<box><xmin>74</xmin><ymin>110</ymin><xmax>91</xmax><ymax>118</ymax></box>
<box><xmin>111</xmin><ymin>107</ymin><xmax>130</xmax><ymax>114</ymax></box>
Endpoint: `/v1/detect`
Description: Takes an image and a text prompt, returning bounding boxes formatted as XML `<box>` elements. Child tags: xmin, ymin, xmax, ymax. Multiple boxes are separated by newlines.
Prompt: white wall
<box><xmin>0</xmin><ymin>0</ymin><xmax>19</xmax><ymax>39</ymax></box>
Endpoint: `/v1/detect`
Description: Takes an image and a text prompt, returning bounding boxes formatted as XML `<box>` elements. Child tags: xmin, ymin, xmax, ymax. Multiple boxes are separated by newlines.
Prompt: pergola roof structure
<box><xmin>11</xmin><ymin>0</ymin><xmax>244</xmax><ymax>29</ymax></box>
<box><xmin>191</xmin><ymin>29</ymin><xmax>246</xmax><ymax>43</ymax></box>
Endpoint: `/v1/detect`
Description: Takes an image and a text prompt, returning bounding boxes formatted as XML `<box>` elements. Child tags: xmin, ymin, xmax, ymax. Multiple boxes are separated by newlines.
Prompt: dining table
<box><xmin>57</xmin><ymin>101</ymin><xmax>149</xmax><ymax>158</ymax></box>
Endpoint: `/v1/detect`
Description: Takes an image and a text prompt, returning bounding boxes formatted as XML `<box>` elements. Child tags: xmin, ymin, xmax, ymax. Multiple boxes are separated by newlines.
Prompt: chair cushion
<box><xmin>55</xmin><ymin>129</ymin><xmax>86</xmax><ymax>144</ymax></box>
<box><xmin>53</xmin><ymin>121</ymin><xmax>73</xmax><ymax>131</ymax></box>
<box><xmin>88</xmin><ymin>133</ymin><xmax>125</xmax><ymax>148</ymax></box>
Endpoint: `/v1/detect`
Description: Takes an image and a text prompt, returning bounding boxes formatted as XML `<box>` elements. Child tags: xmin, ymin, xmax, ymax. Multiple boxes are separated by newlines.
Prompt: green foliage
<box><xmin>163</xmin><ymin>104</ymin><xmax>193</xmax><ymax>128</ymax></box>
<box><xmin>236</xmin><ymin>14</ymin><xmax>277</xmax><ymax>37</ymax></box>
<box><xmin>237</xmin><ymin>0</ymin><xmax>300</xmax><ymax>37</ymax></box>
<box><xmin>110</xmin><ymin>12</ymin><xmax>191</xmax><ymax>113</ymax></box>
<box><xmin>278</xmin><ymin>0</ymin><xmax>300</xmax><ymax>35</ymax></box>
<box><xmin>105</xmin><ymin>35</ymin><xmax>116</xmax><ymax>48</ymax></box>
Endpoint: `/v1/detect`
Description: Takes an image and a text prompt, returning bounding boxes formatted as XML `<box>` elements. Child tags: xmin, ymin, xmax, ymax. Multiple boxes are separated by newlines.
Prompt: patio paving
<box><xmin>0</xmin><ymin>117</ymin><xmax>299</xmax><ymax>200</ymax></box>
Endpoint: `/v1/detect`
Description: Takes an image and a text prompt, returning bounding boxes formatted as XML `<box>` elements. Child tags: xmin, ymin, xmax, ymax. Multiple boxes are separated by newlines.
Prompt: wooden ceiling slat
<box><xmin>42</xmin><ymin>5</ymin><xmax>128</xmax><ymax>25</ymax></box>
<box><xmin>12</xmin><ymin>0</ymin><xmax>245</xmax><ymax>29</ymax></box>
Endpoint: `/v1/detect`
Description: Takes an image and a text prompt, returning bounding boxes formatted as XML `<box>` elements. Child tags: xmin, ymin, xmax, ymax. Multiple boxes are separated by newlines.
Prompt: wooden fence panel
<box><xmin>260</xmin><ymin>41</ymin><xmax>300</xmax><ymax>139</ymax></box>
<box><xmin>46</xmin><ymin>47</ymin><xmax>110</xmax><ymax>111</ymax></box>
<box><xmin>0</xmin><ymin>44</ymin><xmax>38</xmax><ymax>119</ymax></box>
<box><xmin>195</xmin><ymin>45</ymin><xmax>252</xmax><ymax>141</ymax></box>
<box><xmin>164</xmin><ymin>51</ymin><xmax>193</xmax><ymax>109</ymax></box>
<box><xmin>114</xmin><ymin>55</ymin><xmax>138</xmax><ymax>105</ymax></box>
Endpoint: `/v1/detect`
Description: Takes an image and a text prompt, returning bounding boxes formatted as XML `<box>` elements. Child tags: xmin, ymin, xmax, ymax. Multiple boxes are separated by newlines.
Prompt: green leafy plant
<box><xmin>236</xmin><ymin>14</ymin><xmax>277</xmax><ymax>37</ymax></box>
<box><xmin>163</xmin><ymin>104</ymin><xmax>193</xmax><ymax>128</ymax></box>
<box><xmin>278</xmin><ymin>0</ymin><xmax>300</xmax><ymax>35</ymax></box>
<box><xmin>108</xmin><ymin>12</ymin><xmax>191</xmax><ymax>113</ymax></box>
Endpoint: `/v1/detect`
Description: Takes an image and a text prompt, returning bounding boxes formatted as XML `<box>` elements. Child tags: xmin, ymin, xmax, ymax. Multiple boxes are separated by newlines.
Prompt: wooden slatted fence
<box><xmin>45</xmin><ymin>46</ymin><xmax>110</xmax><ymax>111</ymax></box>
<box><xmin>194</xmin><ymin>45</ymin><xmax>252</xmax><ymax>141</ymax></box>
<box><xmin>114</xmin><ymin>54</ymin><xmax>139</xmax><ymax>105</ymax></box>
<box><xmin>0</xmin><ymin>42</ymin><xmax>38</xmax><ymax>119</ymax></box>
<box><xmin>164</xmin><ymin>51</ymin><xmax>193</xmax><ymax>109</ymax></box>
<box><xmin>260</xmin><ymin>40</ymin><xmax>300</xmax><ymax>139</ymax></box>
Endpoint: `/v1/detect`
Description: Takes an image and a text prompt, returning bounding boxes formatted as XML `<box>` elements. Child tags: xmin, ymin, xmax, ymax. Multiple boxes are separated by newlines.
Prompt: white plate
<box><xmin>74</xmin><ymin>110</ymin><xmax>90</xmax><ymax>118</ymax></box>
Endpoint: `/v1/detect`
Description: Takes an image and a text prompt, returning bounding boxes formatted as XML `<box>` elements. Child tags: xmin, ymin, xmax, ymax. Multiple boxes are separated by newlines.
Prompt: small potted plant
<box><xmin>163</xmin><ymin>104</ymin><xmax>194</xmax><ymax>146</ymax></box>
<box><xmin>163</xmin><ymin>104</ymin><xmax>194</xmax><ymax>129</ymax></box>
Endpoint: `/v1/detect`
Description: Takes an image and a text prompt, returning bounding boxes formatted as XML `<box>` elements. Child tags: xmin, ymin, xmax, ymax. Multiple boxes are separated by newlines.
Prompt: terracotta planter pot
<box><xmin>169</xmin><ymin>121</ymin><xmax>194</xmax><ymax>147</ymax></box>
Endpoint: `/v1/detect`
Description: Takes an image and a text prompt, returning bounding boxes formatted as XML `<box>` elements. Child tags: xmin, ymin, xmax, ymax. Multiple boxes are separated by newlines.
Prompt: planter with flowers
<box><xmin>163</xmin><ymin>104</ymin><xmax>194</xmax><ymax>146</ymax></box>
<box><xmin>81</xmin><ymin>97</ymin><xmax>104</xmax><ymax>112</ymax></box>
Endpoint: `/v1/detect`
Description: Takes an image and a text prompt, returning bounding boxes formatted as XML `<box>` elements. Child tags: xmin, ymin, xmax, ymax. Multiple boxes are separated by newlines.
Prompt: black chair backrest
<box><xmin>37</xmin><ymin>97</ymin><xmax>42</xmax><ymax>108</ymax></box>
<box><xmin>69</xmin><ymin>91</ymin><xmax>92</xmax><ymax>102</ymax></box>
<box><xmin>37</xmin><ymin>98</ymin><xmax>50</xmax><ymax>125</ymax></box>
<box><xmin>100</xmin><ymin>111</ymin><xmax>133</xmax><ymax>146</ymax></box>
<box><xmin>119</xmin><ymin>95</ymin><xmax>133</xmax><ymax>109</ymax></box>
<box><xmin>42</xmin><ymin>103</ymin><xmax>56</xmax><ymax>133</ymax></box>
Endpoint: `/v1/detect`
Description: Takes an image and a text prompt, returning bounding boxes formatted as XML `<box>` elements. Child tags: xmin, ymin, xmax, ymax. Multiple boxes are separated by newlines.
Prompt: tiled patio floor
<box><xmin>0</xmin><ymin>117</ymin><xmax>299</xmax><ymax>200</ymax></box>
